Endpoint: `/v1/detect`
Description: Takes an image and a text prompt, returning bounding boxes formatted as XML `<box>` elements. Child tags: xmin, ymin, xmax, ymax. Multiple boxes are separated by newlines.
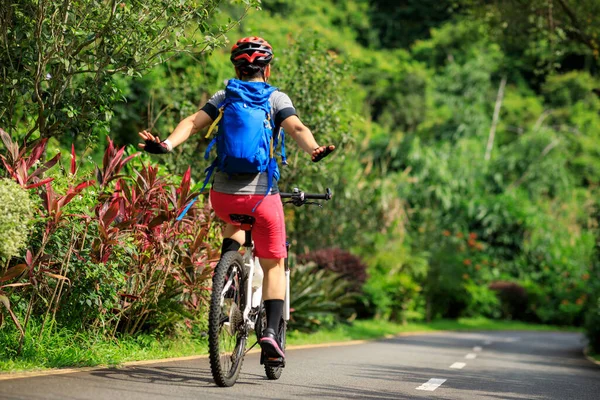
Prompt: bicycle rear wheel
<box><xmin>208</xmin><ymin>251</ymin><xmax>247</xmax><ymax>387</ymax></box>
<box><xmin>264</xmin><ymin>317</ymin><xmax>286</xmax><ymax>380</ymax></box>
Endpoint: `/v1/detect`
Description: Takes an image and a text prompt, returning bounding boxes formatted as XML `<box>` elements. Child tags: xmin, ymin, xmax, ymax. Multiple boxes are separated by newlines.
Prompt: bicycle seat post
<box><xmin>229</xmin><ymin>214</ymin><xmax>255</xmax><ymax>247</ymax></box>
<box><xmin>243</xmin><ymin>225</ymin><xmax>252</xmax><ymax>247</ymax></box>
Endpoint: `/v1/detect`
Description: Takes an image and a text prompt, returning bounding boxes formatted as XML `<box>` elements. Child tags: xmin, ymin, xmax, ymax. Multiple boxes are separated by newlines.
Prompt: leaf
<box><xmin>95</xmin><ymin>165</ymin><xmax>103</xmax><ymax>186</ymax></box>
<box><xmin>0</xmin><ymin>128</ymin><xmax>13</xmax><ymax>152</ymax></box>
<box><xmin>25</xmin><ymin>177</ymin><xmax>54</xmax><ymax>189</ymax></box>
<box><xmin>120</xmin><ymin>153</ymin><xmax>140</xmax><ymax>168</ymax></box>
<box><xmin>180</xmin><ymin>167</ymin><xmax>192</xmax><ymax>201</ymax></box>
<box><xmin>26</xmin><ymin>138</ymin><xmax>48</xmax><ymax>170</ymax></box>
<box><xmin>0</xmin><ymin>282</ymin><xmax>32</xmax><ymax>289</ymax></box>
<box><xmin>25</xmin><ymin>250</ymin><xmax>33</xmax><ymax>267</ymax></box>
<box><xmin>42</xmin><ymin>271</ymin><xmax>71</xmax><ymax>284</ymax></box>
<box><xmin>148</xmin><ymin>214</ymin><xmax>169</xmax><ymax>229</ymax></box>
<box><xmin>0</xmin><ymin>294</ymin><xmax>24</xmax><ymax>336</ymax></box>
<box><xmin>58</xmin><ymin>180</ymin><xmax>94</xmax><ymax>208</ymax></box>
<box><xmin>104</xmin><ymin>146</ymin><xmax>125</xmax><ymax>183</ymax></box>
<box><xmin>1</xmin><ymin>156</ymin><xmax>14</xmax><ymax>176</ymax></box>
<box><xmin>101</xmin><ymin>199</ymin><xmax>120</xmax><ymax>226</ymax></box>
<box><xmin>41</xmin><ymin>182</ymin><xmax>56</xmax><ymax>214</ymax></box>
<box><xmin>0</xmin><ymin>264</ymin><xmax>27</xmax><ymax>282</ymax></box>
<box><xmin>70</xmin><ymin>144</ymin><xmax>76</xmax><ymax>175</ymax></box>
<box><xmin>103</xmin><ymin>137</ymin><xmax>115</xmax><ymax>171</ymax></box>
<box><xmin>0</xmin><ymin>129</ymin><xmax>19</xmax><ymax>162</ymax></box>
<box><xmin>29</xmin><ymin>153</ymin><xmax>61</xmax><ymax>180</ymax></box>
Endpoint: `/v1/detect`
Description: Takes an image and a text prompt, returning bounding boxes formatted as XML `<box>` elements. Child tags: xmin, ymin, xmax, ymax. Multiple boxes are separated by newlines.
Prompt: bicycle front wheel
<box><xmin>208</xmin><ymin>251</ymin><xmax>247</xmax><ymax>387</ymax></box>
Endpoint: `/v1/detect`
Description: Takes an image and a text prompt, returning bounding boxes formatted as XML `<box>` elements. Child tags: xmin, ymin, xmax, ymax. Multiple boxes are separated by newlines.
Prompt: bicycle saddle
<box><xmin>230</xmin><ymin>214</ymin><xmax>255</xmax><ymax>228</ymax></box>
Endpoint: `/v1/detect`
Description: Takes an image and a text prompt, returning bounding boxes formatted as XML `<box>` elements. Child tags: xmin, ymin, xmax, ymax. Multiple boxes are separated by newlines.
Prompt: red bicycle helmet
<box><xmin>230</xmin><ymin>36</ymin><xmax>273</xmax><ymax>68</ymax></box>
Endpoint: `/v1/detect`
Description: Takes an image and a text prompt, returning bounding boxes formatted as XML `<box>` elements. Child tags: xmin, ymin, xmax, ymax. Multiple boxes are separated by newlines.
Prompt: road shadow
<box><xmin>89</xmin><ymin>365</ymin><xmax>262</xmax><ymax>388</ymax></box>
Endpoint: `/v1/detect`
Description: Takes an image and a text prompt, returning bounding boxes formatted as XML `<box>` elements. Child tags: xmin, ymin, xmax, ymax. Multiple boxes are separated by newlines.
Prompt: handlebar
<box><xmin>280</xmin><ymin>188</ymin><xmax>332</xmax><ymax>207</ymax></box>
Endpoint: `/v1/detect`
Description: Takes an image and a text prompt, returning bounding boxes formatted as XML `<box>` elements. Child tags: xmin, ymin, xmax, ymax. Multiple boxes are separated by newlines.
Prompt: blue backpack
<box><xmin>178</xmin><ymin>79</ymin><xmax>287</xmax><ymax>219</ymax></box>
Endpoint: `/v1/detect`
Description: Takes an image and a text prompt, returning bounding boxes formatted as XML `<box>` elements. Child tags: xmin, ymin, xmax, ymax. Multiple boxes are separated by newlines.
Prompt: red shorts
<box><xmin>210</xmin><ymin>190</ymin><xmax>287</xmax><ymax>259</ymax></box>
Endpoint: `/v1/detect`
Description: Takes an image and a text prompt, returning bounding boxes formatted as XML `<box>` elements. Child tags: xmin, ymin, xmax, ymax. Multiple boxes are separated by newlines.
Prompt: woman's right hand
<box><xmin>138</xmin><ymin>130</ymin><xmax>170</xmax><ymax>154</ymax></box>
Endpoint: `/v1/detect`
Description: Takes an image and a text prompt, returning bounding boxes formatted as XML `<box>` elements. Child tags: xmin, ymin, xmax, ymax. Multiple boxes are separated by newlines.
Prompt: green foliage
<box><xmin>363</xmin><ymin>240</ymin><xmax>428</xmax><ymax>323</ymax></box>
<box><xmin>0</xmin><ymin>179</ymin><xmax>32</xmax><ymax>259</ymax></box>
<box><xmin>288</xmin><ymin>261</ymin><xmax>358</xmax><ymax>333</ymax></box>
<box><xmin>365</xmin><ymin>0</ymin><xmax>456</xmax><ymax>49</ymax></box>
<box><xmin>3</xmin><ymin>0</ymin><xmax>600</xmax><ymax>366</ymax></box>
<box><xmin>0</xmin><ymin>0</ymin><xmax>256</xmax><ymax>142</ymax></box>
<box><xmin>463</xmin><ymin>281</ymin><xmax>501</xmax><ymax>318</ymax></box>
<box><xmin>543</xmin><ymin>71</ymin><xmax>599</xmax><ymax>109</ymax></box>
<box><xmin>297</xmin><ymin>248</ymin><xmax>367</xmax><ymax>292</ymax></box>
<box><xmin>458</xmin><ymin>0</ymin><xmax>600</xmax><ymax>76</ymax></box>
<box><xmin>585</xmin><ymin>298</ymin><xmax>600</xmax><ymax>354</ymax></box>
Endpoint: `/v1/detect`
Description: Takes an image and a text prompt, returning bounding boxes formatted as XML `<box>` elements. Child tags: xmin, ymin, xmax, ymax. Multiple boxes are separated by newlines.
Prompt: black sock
<box><xmin>264</xmin><ymin>299</ymin><xmax>284</xmax><ymax>332</ymax></box>
<box><xmin>220</xmin><ymin>238</ymin><xmax>241</xmax><ymax>258</ymax></box>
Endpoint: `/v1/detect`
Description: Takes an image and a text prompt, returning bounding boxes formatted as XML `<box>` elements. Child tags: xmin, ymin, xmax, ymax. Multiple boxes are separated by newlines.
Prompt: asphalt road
<box><xmin>0</xmin><ymin>331</ymin><xmax>598</xmax><ymax>399</ymax></box>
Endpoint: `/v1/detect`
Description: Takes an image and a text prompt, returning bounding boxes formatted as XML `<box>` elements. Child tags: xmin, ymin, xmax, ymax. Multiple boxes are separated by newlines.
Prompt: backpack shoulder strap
<box><xmin>205</xmin><ymin>105</ymin><xmax>224</xmax><ymax>139</ymax></box>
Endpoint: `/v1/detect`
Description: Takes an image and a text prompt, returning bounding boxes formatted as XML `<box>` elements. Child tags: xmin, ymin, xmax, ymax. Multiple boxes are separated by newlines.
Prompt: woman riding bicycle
<box><xmin>139</xmin><ymin>36</ymin><xmax>335</xmax><ymax>361</ymax></box>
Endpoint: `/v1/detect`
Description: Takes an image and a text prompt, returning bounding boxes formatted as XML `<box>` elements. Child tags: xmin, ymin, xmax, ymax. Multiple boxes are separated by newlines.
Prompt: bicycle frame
<box><xmin>239</xmin><ymin>242</ymin><xmax>290</xmax><ymax>332</ymax></box>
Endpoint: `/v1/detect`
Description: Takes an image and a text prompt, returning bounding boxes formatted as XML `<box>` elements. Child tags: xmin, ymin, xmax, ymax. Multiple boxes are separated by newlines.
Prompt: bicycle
<box><xmin>207</xmin><ymin>187</ymin><xmax>332</xmax><ymax>387</ymax></box>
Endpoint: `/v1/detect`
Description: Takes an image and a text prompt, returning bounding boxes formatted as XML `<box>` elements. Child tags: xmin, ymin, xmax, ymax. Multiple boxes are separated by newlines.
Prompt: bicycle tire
<box><xmin>208</xmin><ymin>251</ymin><xmax>247</xmax><ymax>387</ymax></box>
<box><xmin>264</xmin><ymin>316</ymin><xmax>286</xmax><ymax>380</ymax></box>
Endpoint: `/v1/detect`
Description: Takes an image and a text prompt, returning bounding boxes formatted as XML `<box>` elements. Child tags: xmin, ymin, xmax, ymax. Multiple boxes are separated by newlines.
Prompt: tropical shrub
<box><xmin>0</xmin><ymin>133</ymin><xmax>219</xmax><ymax>354</ymax></box>
<box><xmin>297</xmin><ymin>248</ymin><xmax>367</xmax><ymax>292</ymax></box>
<box><xmin>488</xmin><ymin>281</ymin><xmax>528</xmax><ymax>320</ymax></box>
<box><xmin>288</xmin><ymin>260</ymin><xmax>357</xmax><ymax>333</ymax></box>
<box><xmin>0</xmin><ymin>179</ymin><xmax>32</xmax><ymax>259</ymax></box>
<box><xmin>363</xmin><ymin>240</ymin><xmax>428</xmax><ymax>324</ymax></box>
<box><xmin>463</xmin><ymin>281</ymin><xmax>501</xmax><ymax>319</ymax></box>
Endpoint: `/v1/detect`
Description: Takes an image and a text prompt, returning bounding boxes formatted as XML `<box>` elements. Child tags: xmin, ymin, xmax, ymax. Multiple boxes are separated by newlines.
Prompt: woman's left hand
<box><xmin>311</xmin><ymin>145</ymin><xmax>336</xmax><ymax>162</ymax></box>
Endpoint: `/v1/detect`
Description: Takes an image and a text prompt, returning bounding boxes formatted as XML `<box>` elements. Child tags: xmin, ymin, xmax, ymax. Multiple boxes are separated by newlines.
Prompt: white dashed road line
<box><xmin>416</xmin><ymin>378</ymin><xmax>447</xmax><ymax>391</ymax></box>
<box><xmin>416</xmin><ymin>340</ymin><xmax>488</xmax><ymax>392</ymax></box>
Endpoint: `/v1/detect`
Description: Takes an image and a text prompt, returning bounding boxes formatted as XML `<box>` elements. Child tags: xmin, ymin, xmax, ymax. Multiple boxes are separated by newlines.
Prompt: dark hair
<box><xmin>238</xmin><ymin>64</ymin><xmax>267</xmax><ymax>80</ymax></box>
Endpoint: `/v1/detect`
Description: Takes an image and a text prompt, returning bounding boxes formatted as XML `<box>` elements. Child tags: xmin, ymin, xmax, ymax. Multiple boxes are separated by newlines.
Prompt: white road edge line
<box><xmin>484</xmin><ymin>340</ymin><xmax>493</xmax><ymax>345</ymax></box>
<box><xmin>465</xmin><ymin>353</ymin><xmax>477</xmax><ymax>359</ymax></box>
<box><xmin>450</xmin><ymin>362</ymin><xmax>466</xmax><ymax>369</ymax></box>
<box><xmin>416</xmin><ymin>378</ymin><xmax>447</xmax><ymax>391</ymax></box>
<box><xmin>473</xmin><ymin>346</ymin><xmax>483</xmax><ymax>352</ymax></box>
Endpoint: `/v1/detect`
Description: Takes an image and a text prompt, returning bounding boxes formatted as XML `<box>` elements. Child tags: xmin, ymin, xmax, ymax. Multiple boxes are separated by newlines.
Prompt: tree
<box><xmin>459</xmin><ymin>0</ymin><xmax>600</xmax><ymax>74</ymax></box>
<box><xmin>0</xmin><ymin>0</ymin><xmax>258</xmax><ymax>143</ymax></box>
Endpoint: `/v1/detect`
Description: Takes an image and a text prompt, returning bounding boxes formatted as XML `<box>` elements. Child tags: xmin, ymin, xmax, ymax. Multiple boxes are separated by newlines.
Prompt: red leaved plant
<box><xmin>0</xmin><ymin>128</ymin><xmax>59</xmax><ymax>189</ymax></box>
<box><xmin>0</xmin><ymin>132</ymin><xmax>218</xmax><ymax>343</ymax></box>
<box><xmin>88</xmin><ymin>140</ymin><xmax>218</xmax><ymax>335</ymax></box>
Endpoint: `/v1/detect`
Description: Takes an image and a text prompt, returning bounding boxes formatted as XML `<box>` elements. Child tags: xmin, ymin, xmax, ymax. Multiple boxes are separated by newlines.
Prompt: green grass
<box><xmin>286</xmin><ymin>317</ymin><xmax>581</xmax><ymax>345</ymax></box>
<box><xmin>0</xmin><ymin>322</ymin><xmax>210</xmax><ymax>373</ymax></box>
<box><xmin>0</xmin><ymin>317</ymin><xmax>581</xmax><ymax>373</ymax></box>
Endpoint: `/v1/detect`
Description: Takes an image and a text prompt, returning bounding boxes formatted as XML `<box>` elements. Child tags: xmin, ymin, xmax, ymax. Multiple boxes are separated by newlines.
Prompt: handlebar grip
<box><xmin>302</xmin><ymin>193</ymin><xmax>330</xmax><ymax>200</ymax></box>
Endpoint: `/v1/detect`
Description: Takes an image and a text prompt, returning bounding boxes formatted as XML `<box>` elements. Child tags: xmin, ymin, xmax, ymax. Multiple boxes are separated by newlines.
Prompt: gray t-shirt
<box><xmin>200</xmin><ymin>86</ymin><xmax>297</xmax><ymax>195</ymax></box>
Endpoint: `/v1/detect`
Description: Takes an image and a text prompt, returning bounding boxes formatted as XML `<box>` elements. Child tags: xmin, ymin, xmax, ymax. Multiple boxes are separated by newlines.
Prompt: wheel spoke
<box><xmin>208</xmin><ymin>252</ymin><xmax>247</xmax><ymax>387</ymax></box>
